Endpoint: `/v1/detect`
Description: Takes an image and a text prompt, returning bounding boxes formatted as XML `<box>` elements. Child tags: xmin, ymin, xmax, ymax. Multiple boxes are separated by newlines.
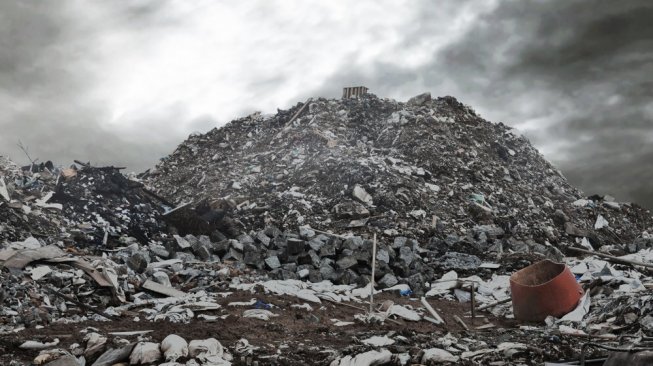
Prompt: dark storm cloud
<box><xmin>0</xmin><ymin>1</ymin><xmax>180</xmax><ymax>170</ymax></box>
<box><xmin>313</xmin><ymin>0</ymin><xmax>653</xmax><ymax>207</ymax></box>
<box><xmin>0</xmin><ymin>1</ymin><xmax>306</xmax><ymax>172</ymax></box>
<box><xmin>465</xmin><ymin>0</ymin><xmax>653</xmax><ymax>207</ymax></box>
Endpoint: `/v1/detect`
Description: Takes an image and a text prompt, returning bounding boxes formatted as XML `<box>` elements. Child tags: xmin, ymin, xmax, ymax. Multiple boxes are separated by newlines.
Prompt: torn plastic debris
<box><xmin>243</xmin><ymin>309</ymin><xmax>278</xmax><ymax>321</ymax></box>
<box><xmin>19</xmin><ymin>338</ymin><xmax>60</xmax><ymax>350</ymax></box>
<box><xmin>130</xmin><ymin>342</ymin><xmax>162</xmax><ymax>364</ymax></box>
<box><xmin>386</xmin><ymin>303</ymin><xmax>421</xmax><ymax>321</ymax></box>
<box><xmin>291</xmin><ymin>303</ymin><xmax>313</xmax><ymax>311</ymax></box>
<box><xmin>142</xmin><ymin>279</ymin><xmax>188</xmax><ymax>298</ymax></box>
<box><xmin>352</xmin><ymin>185</ymin><xmax>373</xmax><ymax>206</ymax></box>
<box><xmin>228</xmin><ymin>298</ymin><xmax>257</xmax><ymax>307</ymax></box>
<box><xmin>0</xmin><ymin>177</ymin><xmax>9</xmax><ymax>201</ymax></box>
<box><xmin>34</xmin><ymin>350</ymin><xmax>77</xmax><ymax>366</ymax></box>
<box><xmin>162</xmin><ymin>334</ymin><xmax>189</xmax><ymax>362</ymax></box>
<box><xmin>0</xmin><ymin>245</ymin><xmax>66</xmax><ymax>269</ymax></box>
<box><xmin>594</xmin><ymin>214</ymin><xmax>609</xmax><ymax>229</ymax></box>
<box><xmin>331</xmin><ymin>319</ymin><xmax>355</xmax><ymax>327</ymax></box>
<box><xmin>331</xmin><ymin>349</ymin><xmax>392</xmax><ymax>366</ymax></box>
<box><xmin>559</xmin><ymin>292</ymin><xmax>591</xmax><ymax>323</ymax></box>
<box><xmin>234</xmin><ymin>338</ymin><xmax>259</xmax><ymax>356</ymax></box>
<box><xmin>188</xmin><ymin>338</ymin><xmax>230</xmax><ymax>364</ymax></box>
<box><xmin>83</xmin><ymin>332</ymin><xmax>107</xmax><ymax>359</ymax></box>
<box><xmin>362</xmin><ymin>335</ymin><xmax>395</xmax><ymax>346</ymax></box>
<box><xmin>262</xmin><ymin>280</ymin><xmax>322</xmax><ymax>303</ymax></box>
<box><xmin>497</xmin><ymin>342</ymin><xmax>529</xmax><ymax>358</ymax></box>
<box><xmin>422</xmin><ymin>348</ymin><xmax>459</xmax><ymax>363</ymax></box>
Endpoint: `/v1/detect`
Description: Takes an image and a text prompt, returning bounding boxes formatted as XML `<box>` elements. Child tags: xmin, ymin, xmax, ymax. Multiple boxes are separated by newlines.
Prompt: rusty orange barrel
<box><xmin>510</xmin><ymin>259</ymin><xmax>583</xmax><ymax>322</ymax></box>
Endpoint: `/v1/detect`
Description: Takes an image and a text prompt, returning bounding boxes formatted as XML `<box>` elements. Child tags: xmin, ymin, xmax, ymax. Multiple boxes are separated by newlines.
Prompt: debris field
<box><xmin>1</xmin><ymin>92</ymin><xmax>653</xmax><ymax>365</ymax></box>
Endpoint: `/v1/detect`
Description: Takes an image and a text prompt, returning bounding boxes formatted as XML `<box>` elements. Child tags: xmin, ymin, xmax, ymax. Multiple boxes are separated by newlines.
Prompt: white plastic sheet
<box><xmin>161</xmin><ymin>334</ymin><xmax>189</xmax><ymax>361</ymax></box>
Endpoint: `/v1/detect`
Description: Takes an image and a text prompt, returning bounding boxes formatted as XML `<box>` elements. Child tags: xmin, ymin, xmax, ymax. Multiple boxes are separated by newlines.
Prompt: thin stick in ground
<box><xmin>370</xmin><ymin>233</ymin><xmax>377</xmax><ymax>314</ymax></box>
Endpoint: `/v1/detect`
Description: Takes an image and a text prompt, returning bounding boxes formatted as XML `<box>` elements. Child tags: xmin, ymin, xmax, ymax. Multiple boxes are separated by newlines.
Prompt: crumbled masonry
<box><xmin>1</xmin><ymin>93</ymin><xmax>653</xmax><ymax>365</ymax></box>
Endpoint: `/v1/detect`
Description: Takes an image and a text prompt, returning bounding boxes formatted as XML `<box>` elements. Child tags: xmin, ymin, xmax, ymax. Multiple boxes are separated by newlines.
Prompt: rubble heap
<box><xmin>146</xmin><ymin>93</ymin><xmax>653</xmax><ymax>289</ymax></box>
<box><xmin>0</xmin><ymin>157</ymin><xmax>62</xmax><ymax>241</ymax></box>
<box><xmin>0</xmin><ymin>157</ymin><xmax>167</xmax><ymax>248</ymax></box>
<box><xmin>50</xmin><ymin>163</ymin><xmax>168</xmax><ymax>247</ymax></box>
<box><xmin>2</xmin><ymin>93</ymin><xmax>653</xmax><ymax>365</ymax></box>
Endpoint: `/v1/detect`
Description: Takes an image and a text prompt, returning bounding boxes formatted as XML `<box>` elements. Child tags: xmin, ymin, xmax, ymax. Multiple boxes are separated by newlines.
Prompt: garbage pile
<box><xmin>50</xmin><ymin>162</ymin><xmax>170</xmax><ymax>247</ymax></box>
<box><xmin>0</xmin><ymin>158</ymin><xmax>169</xmax><ymax>248</ymax></box>
<box><xmin>2</xmin><ymin>92</ymin><xmax>653</xmax><ymax>365</ymax></box>
<box><xmin>145</xmin><ymin>92</ymin><xmax>653</xmax><ymax>288</ymax></box>
<box><xmin>0</xmin><ymin>157</ymin><xmax>62</xmax><ymax>241</ymax></box>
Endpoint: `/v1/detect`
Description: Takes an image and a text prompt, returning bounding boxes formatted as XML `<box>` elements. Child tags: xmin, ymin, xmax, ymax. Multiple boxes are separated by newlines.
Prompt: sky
<box><xmin>1</xmin><ymin>1</ymin><xmax>652</xmax><ymax>207</ymax></box>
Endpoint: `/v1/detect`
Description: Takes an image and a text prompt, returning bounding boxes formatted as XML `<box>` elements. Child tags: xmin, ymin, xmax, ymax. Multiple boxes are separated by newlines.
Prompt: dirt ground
<box><xmin>0</xmin><ymin>290</ymin><xmax>516</xmax><ymax>365</ymax></box>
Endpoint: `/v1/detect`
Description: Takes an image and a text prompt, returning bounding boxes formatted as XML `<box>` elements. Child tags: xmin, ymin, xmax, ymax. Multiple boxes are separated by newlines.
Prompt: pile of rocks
<box><xmin>145</xmin><ymin>92</ymin><xmax>653</xmax><ymax>287</ymax></box>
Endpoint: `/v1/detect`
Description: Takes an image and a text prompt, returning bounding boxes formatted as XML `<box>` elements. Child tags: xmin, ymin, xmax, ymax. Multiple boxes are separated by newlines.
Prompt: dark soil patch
<box><xmin>0</xmin><ymin>291</ymin><xmax>511</xmax><ymax>365</ymax></box>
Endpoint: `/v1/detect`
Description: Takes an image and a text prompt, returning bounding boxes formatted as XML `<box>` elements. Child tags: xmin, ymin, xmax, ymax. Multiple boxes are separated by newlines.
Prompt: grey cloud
<box><xmin>0</xmin><ymin>1</ymin><xmax>180</xmax><ymax>171</ymax></box>
<box><xmin>404</xmin><ymin>0</ymin><xmax>653</xmax><ymax>208</ymax></box>
<box><xmin>485</xmin><ymin>0</ymin><xmax>653</xmax><ymax>207</ymax></box>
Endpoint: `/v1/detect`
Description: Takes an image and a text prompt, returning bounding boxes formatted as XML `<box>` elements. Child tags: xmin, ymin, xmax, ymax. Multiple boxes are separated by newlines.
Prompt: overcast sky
<box><xmin>1</xmin><ymin>1</ymin><xmax>652</xmax><ymax>207</ymax></box>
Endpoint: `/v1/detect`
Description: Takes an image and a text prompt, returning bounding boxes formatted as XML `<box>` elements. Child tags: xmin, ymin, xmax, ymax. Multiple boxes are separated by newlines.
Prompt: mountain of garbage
<box><xmin>144</xmin><ymin>92</ymin><xmax>653</xmax><ymax>289</ymax></box>
<box><xmin>2</xmin><ymin>92</ymin><xmax>653</xmax><ymax>365</ymax></box>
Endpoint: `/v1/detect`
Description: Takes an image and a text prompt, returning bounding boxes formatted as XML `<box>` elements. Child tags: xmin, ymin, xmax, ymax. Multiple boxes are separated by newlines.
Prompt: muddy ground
<box><xmin>0</xmin><ymin>289</ymin><xmax>532</xmax><ymax>365</ymax></box>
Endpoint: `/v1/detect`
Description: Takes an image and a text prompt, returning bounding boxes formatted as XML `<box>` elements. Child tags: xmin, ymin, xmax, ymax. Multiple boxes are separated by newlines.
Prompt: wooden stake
<box><xmin>454</xmin><ymin>315</ymin><xmax>469</xmax><ymax>331</ymax></box>
<box><xmin>370</xmin><ymin>233</ymin><xmax>377</xmax><ymax>314</ymax></box>
<box><xmin>477</xmin><ymin>297</ymin><xmax>512</xmax><ymax>311</ymax></box>
<box><xmin>310</xmin><ymin>228</ymin><xmax>350</xmax><ymax>240</ymax></box>
<box><xmin>470</xmin><ymin>282</ymin><xmax>476</xmax><ymax>325</ymax></box>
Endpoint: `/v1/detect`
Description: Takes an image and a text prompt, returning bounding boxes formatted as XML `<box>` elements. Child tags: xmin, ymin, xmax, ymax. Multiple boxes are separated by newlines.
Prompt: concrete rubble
<box><xmin>1</xmin><ymin>93</ymin><xmax>653</xmax><ymax>364</ymax></box>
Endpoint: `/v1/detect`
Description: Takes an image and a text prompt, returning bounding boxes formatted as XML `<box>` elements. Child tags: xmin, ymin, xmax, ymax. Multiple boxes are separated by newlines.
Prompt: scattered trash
<box><xmin>331</xmin><ymin>349</ymin><xmax>392</xmax><ymax>366</ymax></box>
<box><xmin>243</xmin><ymin>309</ymin><xmax>278</xmax><ymax>321</ymax></box>
<box><xmin>422</xmin><ymin>348</ymin><xmax>459</xmax><ymax>363</ymax></box>
<box><xmin>188</xmin><ymin>338</ymin><xmax>226</xmax><ymax>362</ymax></box>
<box><xmin>1</xmin><ymin>93</ymin><xmax>653</xmax><ymax>364</ymax></box>
<box><xmin>129</xmin><ymin>342</ymin><xmax>162</xmax><ymax>365</ymax></box>
<box><xmin>19</xmin><ymin>338</ymin><xmax>60</xmax><ymax>350</ymax></box>
<box><xmin>361</xmin><ymin>335</ymin><xmax>395</xmax><ymax>346</ymax></box>
<box><xmin>161</xmin><ymin>334</ymin><xmax>189</xmax><ymax>362</ymax></box>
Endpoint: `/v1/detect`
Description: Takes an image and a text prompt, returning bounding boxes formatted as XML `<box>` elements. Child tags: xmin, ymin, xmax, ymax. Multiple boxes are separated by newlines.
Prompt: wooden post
<box><xmin>470</xmin><ymin>282</ymin><xmax>476</xmax><ymax>325</ymax></box>
<box><xmin>370</xmin><ymin>233</ymin><xmax>377</xmax><ymax>313</ymax></box>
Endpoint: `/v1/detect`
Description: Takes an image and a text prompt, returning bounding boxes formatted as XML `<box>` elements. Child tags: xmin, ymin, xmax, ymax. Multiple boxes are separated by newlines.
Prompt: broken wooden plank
<box><xmin>108</xmin><ymin>330</ymin><xmax>153</xmax><ymax>336</ymax></box>
<box><xmin>569</xmin><ymin>246</ymin><xmax>653</xmax><ymax>269</ymax></box>
<box><xmin>420</xmin><ymin>297</ymin><xmax>444</xmax><ymax>324</ymax></box>
<box><xmin>475</xmin><ymin>323</ymin><xmax>496</xmax><ymax>330</ymax></box>
<box><xmin>477</xmin><ymin>298</ymin><xmax>512</xmax><ymax>311</ymax></box>
<box><xmin>454</xmin><ymin>315</ymin><xmax>469</xmax><ymax>331</ymax></box>
<box><xmin>285</xmin><ymin>98</ymin><xmax>313</xmax><ymax>126</ymax></box>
